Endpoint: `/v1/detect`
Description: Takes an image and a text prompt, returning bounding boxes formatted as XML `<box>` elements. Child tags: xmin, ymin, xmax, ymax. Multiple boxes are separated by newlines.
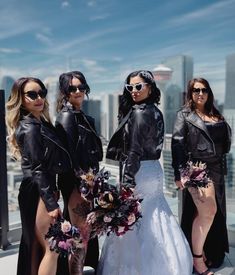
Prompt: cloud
<box><xmin>87</xmin><ymin>0</ymin><xmax>97</xmax><ymax>7</ymax></box>
<box><xmin>35</xmin><ymin>33</ymin><xmax>53</xmax><ymax>46</ymax></box>
<box><xmin>167</xmin><ymin>0</ymin><xmax>235</xmax><ymax>27</ymax></box>
<box><xmin>0</xmin><ymin>48</ymin><xmax>21</xmax><ymax>54</ymax></box>
<box><xmin>35</xmin><ymin>27</ymin><xmax>53</xmax><ymax>46</ymax></box>
<box><xmin>89</xmin><ymin>13</ymin><xmax>110</xmax><ymax>21</ymax></box>
<box><xmin>61</xmin><ymin>1</ymin><xmax>70</xmax><ymax>8</ymax></box>
<box><xmin>45</xmin><ymin>18</ymin><xmax>145</xmax><ymax>56</ymax></box>
<box><xmin>0</xmin><ymin>3</ymin><xmax>45</xmax><ymax>40</ymax></box>
<box><xmin>81</xmin><ymin>59</ymin><xmax>107</xmax><ymax>74</ymax></box>
<box><xmin>48</xmin><ymin>25</ymin><xmax>125</xmax><ymax>54</ymax></box>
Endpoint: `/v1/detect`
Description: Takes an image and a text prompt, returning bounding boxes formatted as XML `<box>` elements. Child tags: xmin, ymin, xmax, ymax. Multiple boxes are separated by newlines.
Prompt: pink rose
<box><xmin>103</xmin><ymin>215</ymin><xmax>112</xmax><ymax>223</ymax></box>
<box><xmin>117</xmin><ymin>226</ymin><xmax>126</xmax><ymax>235</ymax></box>
<box><xmin>127</xmin><ymin>213</ymin><xmax>136</xmax><ymax>226</ymax></box>
<box><xmin>61</xmin><ymin>220</ymin><xmax>72</xmax><ymax>233</ymax></box>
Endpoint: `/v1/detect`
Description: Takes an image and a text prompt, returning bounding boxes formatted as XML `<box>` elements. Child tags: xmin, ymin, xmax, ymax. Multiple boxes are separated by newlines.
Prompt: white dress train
<box><xmin>97</xmin><ymin>160</ymin><xmax>193</xmax><ymax>275</ymax></box>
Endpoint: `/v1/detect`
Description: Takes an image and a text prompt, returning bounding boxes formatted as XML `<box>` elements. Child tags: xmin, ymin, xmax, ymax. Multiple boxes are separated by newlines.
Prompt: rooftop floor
<box><xmin>0</xmin><ymin>241</ymin><xmax>235</xmax><ymax>275</ymax></box>
<box><xmin>1</xmin><ymin>196</ymin><xmax>235</xmax><ymax>275</ymax></box>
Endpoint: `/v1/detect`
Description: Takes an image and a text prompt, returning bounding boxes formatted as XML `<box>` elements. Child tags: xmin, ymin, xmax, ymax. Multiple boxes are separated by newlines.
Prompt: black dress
<box><xmin>181</xmin><ymin>120</ymin><xmax>229</xmax><ymax>268</ymax></box>
<box><xmin>16</xmin><ymin>114</ymin><xmax>72</xmax><ymax>275</ymax></box>
<box><xmin>55</xmin><ymin>103</ymin><xmax>103</xmax><ymax>274</ymax></box>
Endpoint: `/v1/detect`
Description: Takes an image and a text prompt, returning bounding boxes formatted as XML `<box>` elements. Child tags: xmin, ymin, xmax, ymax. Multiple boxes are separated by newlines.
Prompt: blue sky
<box><xmin>0</xmin><ymin>0</ymin><xmax>235</xmax><ymax>102</ymax></box>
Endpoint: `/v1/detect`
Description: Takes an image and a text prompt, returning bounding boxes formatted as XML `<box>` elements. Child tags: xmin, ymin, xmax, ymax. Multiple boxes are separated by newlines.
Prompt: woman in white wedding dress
<box><xmin>97</xmin><ymin>70</ymin><xmax>193</xmax><ymax>275</ymax></box>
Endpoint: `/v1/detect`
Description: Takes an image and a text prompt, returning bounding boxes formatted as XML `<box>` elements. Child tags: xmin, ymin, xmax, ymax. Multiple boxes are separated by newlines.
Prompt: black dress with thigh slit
<box><xmin>181</xmin><ymin>121</ymin><xmax>229</xmax><ymax>268</ymax></box>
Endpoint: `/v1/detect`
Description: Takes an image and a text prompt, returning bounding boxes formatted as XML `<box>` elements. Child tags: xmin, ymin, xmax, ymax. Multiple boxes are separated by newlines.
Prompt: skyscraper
<box><xmin>162</xmin><ymin>55</ymin><xmax>193</xmax><ymax>134</ymax></box>
<box><xmin>83</xmin><ymin>99</ymin><xmax>102</xmax><ymax>135</ymax></box>
<box><xmin>44</xmin><ymin>76</ymin><xmax>59</xmax><ymax>121</ymax></box>
<box><xmin>100</xmin><ymin>93</ymin><xmax>120</xmax><ymax>140</ymax></box>
<box><xmin>0</xmin><ymin>75</ymin><xmax>15</xmax><ymax>102</ymax></box>
<box><xmin>225</xmin><ymin>53</ymin><xmax>235</xmax><ymax>109</ymax></box>
<box><xmin>159</xmin><ymin>55</ymin><xmax>193</xmax><ymax>194</ymax></box>
<box><xmin>224</xmin><ymin>53</ymin><xmax>235</xmax><ymax>188</ymax></box>
<box><xmin>224</xmin><ymin>53</ymin><xmax>235</xmax><ymax>145</ymax></box>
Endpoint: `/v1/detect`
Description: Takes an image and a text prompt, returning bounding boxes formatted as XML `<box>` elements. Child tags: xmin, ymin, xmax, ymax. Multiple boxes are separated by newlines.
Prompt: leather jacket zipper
<box><xmin>43</xmin><ymin>134</ymin><xmax>73</xmax><ymax>168</ymax></box>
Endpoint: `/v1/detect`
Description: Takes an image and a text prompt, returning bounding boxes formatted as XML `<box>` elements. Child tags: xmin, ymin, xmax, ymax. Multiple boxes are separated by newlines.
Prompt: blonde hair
<box><xmin>6</xmin><ymin>77</ymin><xmax>51</xmax><ymax>160</ymax></box>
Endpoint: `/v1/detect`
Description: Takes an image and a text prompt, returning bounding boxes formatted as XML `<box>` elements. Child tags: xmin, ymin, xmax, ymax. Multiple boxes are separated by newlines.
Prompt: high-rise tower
<box><xmin>224</xmin><ymin>53</ymin><xmax>235</xmax><ymax>145</ymax></box>
<box><xmin>162</xmin><ymin>55</ymin><xmax>193</xmax><ymax>134</ymax></box>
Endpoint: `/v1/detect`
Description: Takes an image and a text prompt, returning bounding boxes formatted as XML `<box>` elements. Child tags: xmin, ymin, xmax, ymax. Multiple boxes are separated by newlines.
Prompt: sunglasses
<box><xmin>125</xmin><ymin>82</ymin><xmax>148</xmax><ymax>93</ymax></box>
<box><xmin>68</xmin><ymin>85</ymin><xmax>86</xmax><ymax>93</ymax></box>
<box><xmin>24</xmin><ymin>89</ymin><xmax>47</xmax><ymax>100</ymax></box>
<box><xmin>192</xmin><ymin>88</ymin><xmax>208</xmax><ymax>95</ymax></box>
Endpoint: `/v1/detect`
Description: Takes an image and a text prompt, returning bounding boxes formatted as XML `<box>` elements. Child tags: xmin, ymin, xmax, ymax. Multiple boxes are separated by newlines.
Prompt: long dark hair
<box><xmin>56</xmin><ymin>71</ymin><xmax>90</xmax><ymax>112</ymax></box>
<box><xmin>119</xmin><ymin>70</ymin><xmax>161</xmax><ymax>119</ymax></box>
<box><xmin>186</xmin><ymin>77</ymin><xmax>223</xmax><ymax>120</ymax></box>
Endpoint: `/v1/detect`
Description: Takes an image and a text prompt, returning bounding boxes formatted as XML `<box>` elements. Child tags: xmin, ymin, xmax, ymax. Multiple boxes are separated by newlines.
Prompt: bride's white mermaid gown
<box><xmin>97</xmin><ymin>160</ymin><xmax>193</xmax><ymax>275</ymax></box>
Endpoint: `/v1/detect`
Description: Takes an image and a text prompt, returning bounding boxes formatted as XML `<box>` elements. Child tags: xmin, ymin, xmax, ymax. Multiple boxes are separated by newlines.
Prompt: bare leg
<box><xmin>35</xmin><ymin>198</ymin><xmax>59</xmax><ymax>275</ymax></box>
<box><xmin>189</xmin><ymin>183</ymin><xmax>217</xmax><ymax>274</ymax></box>
<box><xmin>68</xmin><ymin>188</ymin><xmax>91</xmax><ymax>275</ymax></box>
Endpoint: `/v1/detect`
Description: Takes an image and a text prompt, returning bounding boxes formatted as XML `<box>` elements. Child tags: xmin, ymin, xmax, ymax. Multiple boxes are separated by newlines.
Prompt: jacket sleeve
<box><xmin>22</xmin><ymin>124</ymin><xmax>59</xmax><ymax>212</ymax></box>
<box><xmin>85</xmin><ymin>115</ymin><xmax>103</xmax><ymax>162</ymax></box>
<box><xmin>55</xmin><ymin>111</ymin><xmax>78</xmax><ymax>166</ymax></box>
<box><xmin>171</xmin><ymin>110</ymin><xmax>188</xmax><ymax>181</ymax></box>
<box><xmin>122</xmin><ymin>109</ymin><xmax>148</xmax><ymax>188</ymax></box>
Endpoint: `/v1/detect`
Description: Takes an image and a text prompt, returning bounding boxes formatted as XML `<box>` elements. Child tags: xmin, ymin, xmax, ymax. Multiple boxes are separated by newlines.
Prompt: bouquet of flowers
<box><xmin>78</xmin><ymin>167</ymin><xmax>111</xmax><ymax>201</ymax></box>
<box><xmin>180</xmin><ymin>161</ymin><xmax>210</xmax><ymax>188</ymax></box>
<box><xmin>77</xmin><ymin>167</ymin><xmax>143</xmax><ymax>237</ymax></box>
<box><xmin>45</xmin><ymin>216</ymin><xmax>83</xmax><ymax>257</ymax></box>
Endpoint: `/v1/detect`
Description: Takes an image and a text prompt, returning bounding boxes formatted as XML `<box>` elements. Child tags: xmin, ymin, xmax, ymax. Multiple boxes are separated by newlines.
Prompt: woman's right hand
<box><xmin>175</xmin><ymin>180</ymin><xmax>185</xmax><ymax>190</ymax></box>
<box><xmin>48</xmin><ymin>207</ymin><xmax>62</xmax><ymax>222</ymax></box>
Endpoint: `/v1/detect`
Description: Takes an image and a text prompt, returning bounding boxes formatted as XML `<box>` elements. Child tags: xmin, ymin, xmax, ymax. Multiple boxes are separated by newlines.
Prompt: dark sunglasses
<box><xmin>68</xmin><ymin>85</ymin><xmax>86</xmax><ymax>93</ymax></box>
<box><xmin>192</xmin><ymin>88</ymin><xmax>208</xmax><ymax>95</ymax></box>
<box><xmin>125</xmin><ymin>82</ymin><xmax>148</xmax><ymax>93</ymax></box>
<box><xmin>24</xmin><ymin>89</ymin><xmax>47</xmax><ymax>100</ymax></box>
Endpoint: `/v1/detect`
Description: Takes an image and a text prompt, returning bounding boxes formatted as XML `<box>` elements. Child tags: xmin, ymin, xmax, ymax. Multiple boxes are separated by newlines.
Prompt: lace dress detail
<box><xmin>97</xmin><ymin>160</ymin><xmax>193</xmax><ymax>275</ymax></box>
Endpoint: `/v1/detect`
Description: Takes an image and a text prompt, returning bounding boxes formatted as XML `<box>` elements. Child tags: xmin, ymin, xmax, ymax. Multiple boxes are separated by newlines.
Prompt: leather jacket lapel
<box><xmin>186</xmin><ymin>111</ymin><xmax>211</xmax><ymax>139</ymax></box>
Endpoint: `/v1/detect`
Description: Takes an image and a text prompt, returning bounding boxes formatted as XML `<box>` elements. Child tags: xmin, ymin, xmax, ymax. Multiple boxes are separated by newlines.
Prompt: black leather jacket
<box><xmin>55</xmin><ymin>103</ymin><xmax>103</xmax><ymax>172</ymax></box>
<box><xmin>171</xmin><ymin>107</ymin><xmax>232</xmax><ymax>180</ymax></box>
<box><xmin>15</xmin><ymin>114</ymin><xmax>72</xmax><ymax>212</ymax></box>
<box><xmin>106</xmin><ymin>103</ymin><xmax>164</xmax><ymax>188</ymax></box>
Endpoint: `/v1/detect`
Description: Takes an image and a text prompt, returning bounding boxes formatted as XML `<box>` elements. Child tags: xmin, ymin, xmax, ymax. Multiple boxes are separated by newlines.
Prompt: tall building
<box><xmin>225</xmin><ymin>53</ymin><xmax>235</xmax><ymax>109</ymax></box>
<box><xmin>100</xmin><ymin>93</ymin><xmax>120</xmax><ymax>140</ymax></box>
<box><xmin>44</xmin><ymin>76</ymin><xmax>59</xmax><ymax>121</ymax></box>
<box><xmin>224</xmin><ymin>53</ymin><xmax>235</xmax><ymax>145</ymax></box>
<box><xmin>0</xmin><ymin>76</ymin><xmax>15</xmax><ymax>102</ymax></box>
<box><xmin>224</xmin><ymin>53</ymin><xmax>235</xmax><ymax>188</ymax></box>
<box><xmin>82</xmin><ymin>99</ymin><xmax>101</xmax><ymax>135</ymax></box>
<box><xmin>162</xmin><ymin>55</ymin><xmax>193</xmax><ymax>134</ymax></box>
<box><xmin>158</xmin><ymin>55</ymin><xmax>193</xmax><ymax>194</ymax></box>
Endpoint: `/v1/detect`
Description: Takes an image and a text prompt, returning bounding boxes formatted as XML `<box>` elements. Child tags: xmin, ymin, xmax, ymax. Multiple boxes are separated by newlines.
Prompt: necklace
<box><xmin>195</xmin><ymin>109</ymin><xmax>206</xmax><ymax>121</ymax></box>
<box><xmin>196</xmin><ymin>109</ymin><xmax>218</xmax><ymax>122</ymax></box>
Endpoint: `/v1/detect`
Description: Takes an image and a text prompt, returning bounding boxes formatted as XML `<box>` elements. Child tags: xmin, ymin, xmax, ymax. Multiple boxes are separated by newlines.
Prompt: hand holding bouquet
<box><xmin>180</xmin><ymin>161</ymin><xmax>210</xmax><ymax>189</ymax></box>
<box><xmin>45</xmin><ymin>217</ymin><xmax>83</xmax><ymax>257</ymax></box>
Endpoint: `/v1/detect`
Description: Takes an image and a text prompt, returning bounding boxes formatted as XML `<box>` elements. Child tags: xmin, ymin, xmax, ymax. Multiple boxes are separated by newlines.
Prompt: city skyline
<box><xmin>0</xmin><ymin>0</ymin><xmax>235</xmax><ymax>103</ymax></box>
